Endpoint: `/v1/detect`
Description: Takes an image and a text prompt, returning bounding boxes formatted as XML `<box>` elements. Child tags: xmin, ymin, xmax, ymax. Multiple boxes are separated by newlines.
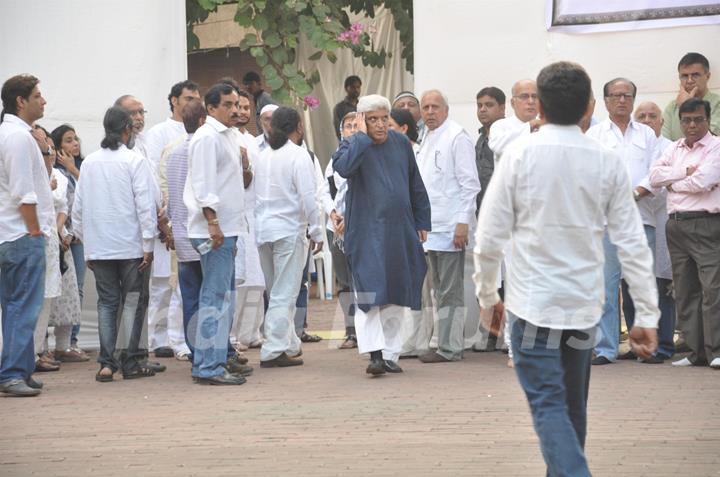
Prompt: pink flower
<box><xmin>338</xmin><ymin>23</ymin><xmax>365</xmax><ymax>45</ymax></box>
<box><xmin>303</xmin><ymin>95</ymin><xmax>320</xmax><ymax>110</ymax></box>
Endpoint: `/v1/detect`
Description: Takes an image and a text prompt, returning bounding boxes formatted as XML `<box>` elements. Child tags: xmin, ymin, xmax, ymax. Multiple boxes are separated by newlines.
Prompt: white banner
<box><xmin>546</xmin><ymin>0</ymin><xmax>720</xmax><ymax>33</ymax></box>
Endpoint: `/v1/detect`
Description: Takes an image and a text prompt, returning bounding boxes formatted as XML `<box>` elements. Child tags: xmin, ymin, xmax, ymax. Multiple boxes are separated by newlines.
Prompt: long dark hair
<box><xmin>269</xmin><ymin>107</ymin><xmax>301</xmax><ymax>150</ymax></box>
<box><xmin>50</xmin><ymin>124</ymin><xmax>83</xmax><ymax>164</ymax></box>
<box><xmin>390</xmin><ymin>108</ymin><xmax>418</xmax><ymax>142</ymax></box>
<box><xmin>100</xmin><ymin>106</ymin><xmax>132</xmax><ymax>151</ymax></box>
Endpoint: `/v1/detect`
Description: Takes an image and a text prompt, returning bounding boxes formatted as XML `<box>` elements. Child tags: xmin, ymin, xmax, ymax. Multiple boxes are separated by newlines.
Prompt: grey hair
<box><xmin>357</xmin><ymin>94</ymin><xmax>391</xmax><ymax>113</ymax></box>
<box><xmin>420</xmin><ymin>89</ymin><xmax>449</xmax><ymax>107</ymax></box>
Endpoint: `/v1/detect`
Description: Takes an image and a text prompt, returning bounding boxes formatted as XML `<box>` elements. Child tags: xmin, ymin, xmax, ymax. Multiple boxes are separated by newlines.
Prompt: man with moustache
<box><xmin>216</xmin><ymin>78</ymin><xmax>265</xmax><ymax>352</ymax></box>
<box><xmin>333</xmin><ymin>94</ymin><xmax>431</xmax><ymax>375</ymax></box>
<box><xmin>650</xmin><ymin>98</ymin><xmax>720</xmax><ymax>370</ymax></box>
<box><xmin>393</xmin><ymin>91</ymin><xmax>425</xmax><ymax>141</ymax></box>
<box><xmin>662</xmin><ymin>53</ymin><xmax>720</xmax><ymax>140</ymax></box>
<box><xmin>184</xmin><ymin>83</ymin><xmax>247</xmax><ymax>385</ymax></box>
<box><xmin>416</xmin><ymin>89</ymin><xmax>480</xmax><ymax>364</ymax></box>
<box><xmin>587</xmin><ymin>78</ymin><xmax>661</xmax><ymax>365</ymax></box>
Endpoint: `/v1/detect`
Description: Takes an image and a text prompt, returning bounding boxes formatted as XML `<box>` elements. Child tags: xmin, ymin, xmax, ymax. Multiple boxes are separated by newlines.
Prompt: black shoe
<box><xmin>260</xmin><ymin>352</ymin><xmax>304</xmax><ymax>368</ymax></box>
<box><xmin>617</xmin><ymin>350</ymin><xmax>637</xmax><ymax>360</ymax></box>
<box><xmin>153</xmin><ymin>346</ymin><xmax>174</xmax><ymax>358</ymax></box>
<box><xmin>641</xmin><ymin>355</ymin><xmax>665</xmax><ymax>364</ymax></box>
<box><xmin>366</xmin><ymin>358</ymin><xmax>386</xmax><ymax>376</ymax></box>
<box><xmin>194</xmin><ymin>370</ymin><xmax>246</xmax><ymax>385</ymax></box>
<box><xmin>142</xmin><ymin>361</ymin><xmax>167</xmax><ymax>372</ymax></box>
<box><xmin>26</xmin><ymin>377</ymin><xmax>43</xmax><ymax>389</ymax></box>
<box><xmin>0</xmin><ymin>379</ymin><xmax>41</xmax><ymax>397</ymax></box>
<box><xmin>383</xmin><ymin>360</ymin><xmax>403</xmax><ymax>373</ymax></box>
<box><xmin>591</xmin><ymin>356</ymin><xmax>612</xmax><ymax>365</ymax></box>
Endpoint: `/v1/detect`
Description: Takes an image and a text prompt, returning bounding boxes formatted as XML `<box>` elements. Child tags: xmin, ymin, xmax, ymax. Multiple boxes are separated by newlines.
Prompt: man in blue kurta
<box><xmin>333</xmin><ymin>94</ymin><xmax>431</xmax><ymax>376</ymax></box>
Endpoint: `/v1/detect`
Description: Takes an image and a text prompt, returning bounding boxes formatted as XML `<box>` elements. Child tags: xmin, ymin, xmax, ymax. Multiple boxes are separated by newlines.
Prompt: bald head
<box><xmin>634</xmin><ymin>101</ymin><xmax>663</xmax><ymax>137</ymax></box>
<box><xmin>420</xmin><ymin>89</ymin><xmax>449</xmax><ymax>131</ymax></box>
<box><xmin>182</xmin><ymin>99</ymin><xmax>207</xmax><ymax>134</ymax></box>
<box><xmin>114</xmin><ymin>95</ymin><xmax>145</xmax><ymax>133</ymax></box>
<box><xmin>510</xmin><ymin>80</ymin><xmax>538</xmax><ymax>122</ymax></box>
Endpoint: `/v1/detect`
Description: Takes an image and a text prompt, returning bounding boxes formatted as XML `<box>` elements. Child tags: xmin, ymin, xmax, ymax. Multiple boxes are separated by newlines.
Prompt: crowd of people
<box><xmin>0</xmin><ymin>48</ymin><xmax>718</xmax><ymax>475</ymax></box>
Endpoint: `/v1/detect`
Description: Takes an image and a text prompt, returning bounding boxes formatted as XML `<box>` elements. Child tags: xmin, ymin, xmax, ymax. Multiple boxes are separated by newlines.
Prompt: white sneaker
<box><xmin>672</xmin><ymin>357</ymin><xmax>693</xmax><ymax>367</ymax></box>
<box><xmin>710</xmin><ymin>357</ymin><xmax>720</xmax><ymax>369</ymax></box>
<box><xmin>175</xmin><ymin>350</ymin><xmax>191</xmax><ymax>361</ymax></box>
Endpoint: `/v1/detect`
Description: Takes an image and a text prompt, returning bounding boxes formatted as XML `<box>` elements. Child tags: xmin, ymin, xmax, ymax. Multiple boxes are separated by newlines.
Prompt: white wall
<box><xmin>0</xmin><ymin>0</ymin><xmax>187</xmax><ymax>349</ymax></box>
<box><xmin>413</xmin><ymin>0</ymin><xmax>720</xmax><ymax>139</ymax></box>
<box><xmin>0</xmin><ymin>0</ymin><xmax>187</xmax><ymax>153</ymax></box>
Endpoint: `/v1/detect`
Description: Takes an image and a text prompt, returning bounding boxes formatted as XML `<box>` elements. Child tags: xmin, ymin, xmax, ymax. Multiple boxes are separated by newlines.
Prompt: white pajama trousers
<box><xmin>148</xmin><ymin>277</ymin><xmax>189</xmax><ymax>354</ymax></box>
<box><xmin>355</xmin><ymin>305</ymin><xmax>404</xmax><ymax>363</ymax></box>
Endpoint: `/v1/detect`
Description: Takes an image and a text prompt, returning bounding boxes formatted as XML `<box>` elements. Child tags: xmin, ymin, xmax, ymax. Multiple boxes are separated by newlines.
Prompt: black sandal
<box><xmin>301</xmin><ymin>331</ymin><xmax>323</xmax><ymax>343</ymax></box>
<box><xmin>95</xmin><ymin>368</ymin><xmax>114</xmax><ymax>383</ymax></box>
<box><xmin>122</xmin><ymin>366</ymin><xmax>156</xmax><ymax>380</ymax></box>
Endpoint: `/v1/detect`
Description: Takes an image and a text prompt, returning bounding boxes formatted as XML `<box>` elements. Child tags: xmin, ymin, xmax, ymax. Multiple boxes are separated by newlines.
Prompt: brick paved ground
<box><xmin>1</xmin><ymin>297</ymin><xmax>719</xmax><ymax>477</ymax></box>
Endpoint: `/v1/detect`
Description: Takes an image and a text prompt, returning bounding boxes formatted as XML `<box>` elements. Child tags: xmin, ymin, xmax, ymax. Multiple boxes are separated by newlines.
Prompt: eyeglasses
<box><xmin>680</xmin><ymin>116</ymin><xmax>707</xmax><ymax>126</ymax></box>
<box><xmin>606</xmin><ymin>93</ymin><xmax>634</xmax><ymax>101</ymax></box>
<box><xmin>128</xmin><ymin>109</ymin><xmax>147</xmax><ymax>116</ymax></box>
<box><xmin>513</xmin><ymin>93</ymin><xmax>537</xmax><ymax>101</ymax></box>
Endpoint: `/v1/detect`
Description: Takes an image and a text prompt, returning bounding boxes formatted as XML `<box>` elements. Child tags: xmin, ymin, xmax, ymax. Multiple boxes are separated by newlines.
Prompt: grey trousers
<box><xmin>427</xmin><ymin>250</ymin><xmax>466</xmax><ymax>360</ymax></box>
<box><xmin>666</xmin><ymin>215</ymin><xmax>720</xmax><ymax>364</ymax></box>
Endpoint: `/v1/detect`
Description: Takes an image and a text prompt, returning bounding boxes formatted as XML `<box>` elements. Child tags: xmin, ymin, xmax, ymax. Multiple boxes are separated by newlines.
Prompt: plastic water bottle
<box><xmin>197</xmin><ymin>239</ymin><xmax>214</xmax><ymax>255</ymax></box>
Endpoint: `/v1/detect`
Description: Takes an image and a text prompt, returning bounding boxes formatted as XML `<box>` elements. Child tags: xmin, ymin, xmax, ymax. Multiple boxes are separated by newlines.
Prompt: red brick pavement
<box><xmin>1</xmin><ymin>298</ymin><xmax>719</xmax><ymax>476</ymax></box>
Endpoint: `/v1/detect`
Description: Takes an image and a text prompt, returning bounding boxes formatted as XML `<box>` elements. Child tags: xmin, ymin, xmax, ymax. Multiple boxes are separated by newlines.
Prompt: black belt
<box><xmin>668</xmin><ymin>211</ymin><xmax>720</xmax><ymax>220</ymax></box>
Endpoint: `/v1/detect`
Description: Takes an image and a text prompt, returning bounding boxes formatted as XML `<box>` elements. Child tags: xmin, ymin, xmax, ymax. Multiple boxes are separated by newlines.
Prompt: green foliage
<box><xmin>186</xmin><ymin>0</ymin><xmax>413</xmax><ymax>107</ymax></box>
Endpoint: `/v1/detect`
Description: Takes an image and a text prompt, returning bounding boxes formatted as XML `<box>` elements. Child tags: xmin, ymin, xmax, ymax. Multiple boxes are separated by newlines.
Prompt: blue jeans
<box><xmin>91</xmin><ymin>259</ymin><xmax>148</xmax><ymax>373</ymax></box>
<box><xmin>69</xmin><ymin>241</ymin><xmax>85</xmax><ymax>345</ymax></box>
<box><xmin>511</xmin><ymin>314</ymin><xmax>595</xmax><ymax>477</ymax></box>
<box><xmin>190</xmin><ymin>237</ymin><xmax>236</xmax><ymax>378</ymax></box>
<box><xmin>177</xmin><ymin>260</ymin><xmax>234</xmax><ymax>360</ymax></box>
<box><xmin>0</xmin><ymin>234</ymin><xmax>46</xmax><ymax>383</ymax></box>
<box><xmin>595</xmin><ymin>226</ymin><xmax>655</xmax><ymax>361</ymax></box>
<box><xmin>622</xmin><ymin>277</ymin><xmax>675</xmax><ymax>358</ymax></box>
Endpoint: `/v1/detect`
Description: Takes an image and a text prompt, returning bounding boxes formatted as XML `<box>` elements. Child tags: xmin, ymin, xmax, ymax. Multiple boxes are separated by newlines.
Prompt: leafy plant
<box><xmin>186</xmin><ymin>0</ymin><xmax>413</xmax><ymax>106</ymax></box>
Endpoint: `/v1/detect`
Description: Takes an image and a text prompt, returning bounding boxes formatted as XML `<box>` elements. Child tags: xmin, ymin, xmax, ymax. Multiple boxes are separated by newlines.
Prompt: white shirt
<box><xmin>0</xmin><ymin>114</ymin><xmax>55</xmax><ymax>244</ymax></box>
<box><xmin>586</xmin><ymin>119</ymin><xmax>660</xmax><ymax>226</ymax></box>
<box><xmin>488</xmin><ymin>115</ymin><xmax>532</xmax><ymax>163</ymax></box>
<box><xmin>473</xmin><ymin>124</ymin><xmax>659</xmax><ymax>330</ymax></box>
<box><xmin>51</xmin><ymin>169</ymin><xmax>69</xmax><ymax>217</ymax></box>
<box><xmin>184</xmin><ymin>116</ymin><xmax>246</xmax><ymax>239</ymax></box>
<box><xmin>319</xmin><ymin>160</ymin><xmax>347</xmax><ymax>232</ymax></box>
<box><xmin>72</xmin><ymin>144</ymin><xmax>157</xmax><ymax>260</ymax></box>
<box><xmin>254</xmin><ymin>140</ymin><xmax>322</xmax><ymax>244</ymax></box>
<box><xmin>653</xmin><ymin>135</ymin><xmax>675</xmax><ymax>280</ymax></box>
<box><xmin>417</xmin><ymin>119</ymin><xmax>480</xmax><ymax>251</ymax></box>
<box><xmin>145</xmin><ymin>118</ymin><xmax>185</xmax><ymax>173</ymax></box>
<box><xmin>256</xmin><ymin>133</ymin><xmax>269</xmax><ymax>153</ymax></box>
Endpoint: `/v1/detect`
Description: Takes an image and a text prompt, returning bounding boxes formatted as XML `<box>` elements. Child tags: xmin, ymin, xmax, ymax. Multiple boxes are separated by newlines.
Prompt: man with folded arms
<box><xmin>649</xmin><ymin>98</ymin><xmax>720</xmax><ymax>370</ymax></box>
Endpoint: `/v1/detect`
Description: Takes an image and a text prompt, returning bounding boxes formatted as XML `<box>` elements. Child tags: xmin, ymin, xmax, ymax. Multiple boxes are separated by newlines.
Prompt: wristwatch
<box><xmin>208</xmin><ymin>218</ymin><xmax>220</xmax><ymax>226</ymax></box>
<box><xmin>243</xmin><ymin>162</ymin><xmax>253</xmax><ymax>173</ymax></box>
<box><xmin>633</xmin><ymin>189</ymin><xmax>640</xmax><ymax>201</ymax></box>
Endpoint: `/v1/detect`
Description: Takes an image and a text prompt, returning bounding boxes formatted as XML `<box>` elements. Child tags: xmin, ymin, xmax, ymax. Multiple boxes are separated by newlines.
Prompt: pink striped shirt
<box><xmin>648</xmin><ymin>132</ymin><xmax>720</xmax><ymax>214</ymax></box>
